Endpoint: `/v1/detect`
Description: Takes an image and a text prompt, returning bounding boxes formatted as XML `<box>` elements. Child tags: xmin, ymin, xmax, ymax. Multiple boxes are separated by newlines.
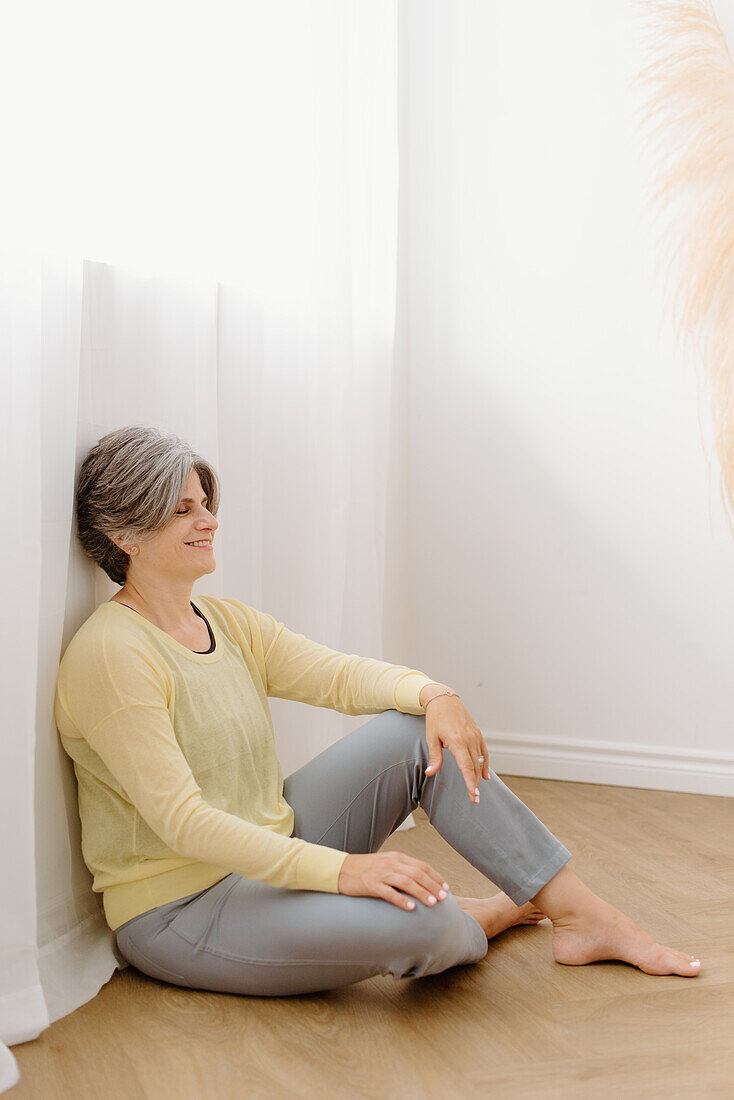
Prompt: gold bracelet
<box><xmin>423</xmin><ymin>689</ymin><xmax>460</xmax><ymax>709</ymax></box>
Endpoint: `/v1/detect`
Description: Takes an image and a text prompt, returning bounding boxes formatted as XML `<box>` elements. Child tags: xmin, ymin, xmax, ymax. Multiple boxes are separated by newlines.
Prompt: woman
<box><xmin>54</xmin><ymin>425</ymin><xmax>701</xmax><ymax>997</ymax></box>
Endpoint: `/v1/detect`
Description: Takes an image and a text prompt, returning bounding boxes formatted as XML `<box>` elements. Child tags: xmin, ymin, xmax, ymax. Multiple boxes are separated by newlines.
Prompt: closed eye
<box><xmin>177</xmin><ymin>498</ymin><xmax>209</xmax><ymax>515</ymax></box>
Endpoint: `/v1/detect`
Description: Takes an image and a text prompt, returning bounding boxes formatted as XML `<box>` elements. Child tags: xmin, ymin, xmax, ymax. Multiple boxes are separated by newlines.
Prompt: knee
<box><xmin>369</xmin><ymin>709</ymin><xmax>427</xmax><ymax>753</ymax></box>
<box><xmin>391</xmin><ymin>894</ymin><xmax>486</xmax><ymax>979</ymax></box>
<box><xmin>371</xmin><ymin>710</ymin><xmax>431</xmax><ymax>776</ymax></box>
<box><xmin>408</xmin><ymin>892</ymin><xmax>461</xmax><ymax>945</ymax></box>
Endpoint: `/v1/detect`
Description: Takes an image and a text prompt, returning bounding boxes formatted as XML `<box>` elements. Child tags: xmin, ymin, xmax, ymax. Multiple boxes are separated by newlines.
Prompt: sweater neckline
<box><xmin>105</xmin><ymin>598</ymin><xmax>224</xmax><ymax>663</ymax></box>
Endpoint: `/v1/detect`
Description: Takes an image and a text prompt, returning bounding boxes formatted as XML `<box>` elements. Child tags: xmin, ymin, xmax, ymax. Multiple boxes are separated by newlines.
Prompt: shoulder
<box><xmin>58</xmin><ymin>602</ymin><xmax>166</xmax><ymax>677</ymax></box>
<box><xmin>56</xmin><ymin>603</ymin><xmax>172</xmax><ymax>728</ymax></box>
<box><xmin>195</xmin><ymin>595</ymin><xmax>255</xmax><ymax>639</ymax></box>
<box><xmin>60</xmin><ymin>603</ymin><xmax>121</xmax><ymax>659</ymax></box>
<box><xmin>195</xmin><ymin>596</ymin><xmax>280</xmax><ymax>652</ymax></box>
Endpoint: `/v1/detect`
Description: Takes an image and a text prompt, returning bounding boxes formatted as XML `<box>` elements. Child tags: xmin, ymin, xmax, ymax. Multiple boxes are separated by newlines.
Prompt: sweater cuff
<box><xmin>394</xmin><ymin>673</ymin><xmax>436</xmax><ymax>715</ymax></box>
<box><xmin>295</xmin><ymin>842</ymin><xmax>350</xmax><ymax>893</ymax></box>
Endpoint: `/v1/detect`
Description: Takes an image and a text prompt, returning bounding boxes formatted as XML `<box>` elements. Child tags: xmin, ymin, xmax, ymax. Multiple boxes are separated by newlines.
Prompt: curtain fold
<box><xmin>0</xmin><ymin>2</ymin><xmax>402</xmax><ymax>1088</ymax></box>
<box><xmin>1</xmin><ymin>256</ymin><xmax>58</xmax><ymax>1082</ymax></box>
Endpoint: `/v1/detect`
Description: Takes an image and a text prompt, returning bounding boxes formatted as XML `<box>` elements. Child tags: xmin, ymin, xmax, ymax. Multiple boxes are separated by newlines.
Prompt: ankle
<box><xmin>531</xmin><ymin>865</ymin><xmax>602</xmax><ymax>922</ymax></box>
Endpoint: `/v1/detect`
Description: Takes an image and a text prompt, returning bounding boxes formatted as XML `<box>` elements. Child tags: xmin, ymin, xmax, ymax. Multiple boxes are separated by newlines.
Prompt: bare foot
<box><xmin>454</xmin><ymin>891</ymin><xmax>547</xmax><ymax>941</ymax></box>
<box><xmin>550</xmin><ymin>895</ymin><xmax>702</xmax><ymax>977</ymax></box>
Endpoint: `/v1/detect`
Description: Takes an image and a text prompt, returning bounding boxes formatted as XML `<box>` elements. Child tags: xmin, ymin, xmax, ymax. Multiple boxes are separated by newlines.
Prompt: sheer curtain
<box><xmin>0</xmin><ymin>3</ymin><xmax>403</xmax><ymax>1090</ymax></box>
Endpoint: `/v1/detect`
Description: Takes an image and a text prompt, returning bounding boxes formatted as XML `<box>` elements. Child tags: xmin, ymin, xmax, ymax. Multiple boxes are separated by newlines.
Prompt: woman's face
<box><xmin>127</xmin><ymin>469</ymin><xmax>219</xmax><ymax>585</ymax></box>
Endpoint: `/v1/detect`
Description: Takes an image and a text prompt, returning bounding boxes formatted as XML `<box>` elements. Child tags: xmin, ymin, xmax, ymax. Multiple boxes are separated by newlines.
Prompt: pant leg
<box><xmin>114</xmin><ymin>869</ymin><xmax>485</xmax><ymax>997</ymax></box>
<box><xmin>286</xmin><ymin>710</ymin><xmax>572</xmax><ymax>906</ymax></box>
<box><xmin>115</xmin><ymin>710</ymin><xmax>570</xmax><ymax>997</ymax></box>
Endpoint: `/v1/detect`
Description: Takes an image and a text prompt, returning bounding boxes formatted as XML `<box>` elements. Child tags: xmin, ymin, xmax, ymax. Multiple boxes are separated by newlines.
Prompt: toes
<box><xmin>640</xmin><ymin>946</ymin><xmax>702</xmax><ymax>976</ymax></box>
<box><xmin>673</xmin><ymin>956</ymin><xmax>701</xmax><ymax>976</ymax></box>
<box><xmin>672</xmin><ymin>950</ymin><xmax>702</xmax><ymax>974</ymax></box>
<box><xmin>519</xmin><ymin>906</ymin><xmax>547</xmax><ymax>925</ymax></box>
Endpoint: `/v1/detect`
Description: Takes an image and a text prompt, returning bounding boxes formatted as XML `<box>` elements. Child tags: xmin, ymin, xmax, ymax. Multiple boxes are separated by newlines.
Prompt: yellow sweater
<box><xmin>54</xmin><ymin>596</ymin><xmax>434</xmax><ymax>932</ymax></box>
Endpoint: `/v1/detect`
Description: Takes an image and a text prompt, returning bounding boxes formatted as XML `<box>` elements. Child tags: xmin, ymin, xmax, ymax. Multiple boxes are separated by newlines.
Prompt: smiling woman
<box><xmin>73</xmin><ymin>426</ymin><xmax>221</xmax><ymax>644</ymax></box>
<box><xmin>54</xmin><ymin>423</ymin><xmax>701</xmax><ymax>1000</ymax></box>
<box><xmin>75</xmin><ymin>424</ymin><xmax>221</xmax><ymax>588</ymax></box>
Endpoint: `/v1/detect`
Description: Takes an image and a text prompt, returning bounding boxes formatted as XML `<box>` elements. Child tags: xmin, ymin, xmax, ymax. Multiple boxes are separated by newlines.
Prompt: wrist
<box><xmin>419</xmin><ymin>682</ymin><xmax>458</xmax><ymax>708</ymax></box>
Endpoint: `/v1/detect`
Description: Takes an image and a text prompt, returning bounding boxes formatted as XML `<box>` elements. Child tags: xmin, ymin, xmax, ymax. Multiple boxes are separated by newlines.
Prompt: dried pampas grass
<box><xmin>637</xmin><ymin>0</ymin><xmax>734</xmax><ymax>530</ymax></box>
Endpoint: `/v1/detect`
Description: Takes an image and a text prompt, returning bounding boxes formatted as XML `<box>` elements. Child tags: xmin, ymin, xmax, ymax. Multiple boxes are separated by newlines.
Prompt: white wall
<box><xmin>391</xmin><ymin>0</ymin><xmax>734</xmax><ymax>794</ymax></box>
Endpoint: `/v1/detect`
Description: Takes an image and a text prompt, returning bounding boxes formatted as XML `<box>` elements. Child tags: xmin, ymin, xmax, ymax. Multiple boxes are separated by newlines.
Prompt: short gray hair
<box><xmin>75</xmin><ymin>424</ymin><xmax>221</xmax><ymax>585</ymax></box>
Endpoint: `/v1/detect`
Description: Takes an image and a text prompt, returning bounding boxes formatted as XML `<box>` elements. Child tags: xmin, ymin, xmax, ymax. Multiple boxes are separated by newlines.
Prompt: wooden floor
<box><xmin>12</xmin><ymin>777</ymin><xmax>734</xmax><ymax>1099</ymax></box>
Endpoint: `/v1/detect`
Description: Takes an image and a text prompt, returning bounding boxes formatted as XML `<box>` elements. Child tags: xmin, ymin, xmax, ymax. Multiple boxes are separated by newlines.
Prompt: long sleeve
<box><xmin>54</xmin><ymin>596</ymin><xmax>440</xmax><ymax>931</ymax></box>
<box><xmin>56</xmin><ymin>629</ymin><xmax>348</xmax><ymax>895</ymax></box>
<box><xmin>237</xmin><ymin>603</ymin><xmax>435</xmax><ymax>716</ymax></box>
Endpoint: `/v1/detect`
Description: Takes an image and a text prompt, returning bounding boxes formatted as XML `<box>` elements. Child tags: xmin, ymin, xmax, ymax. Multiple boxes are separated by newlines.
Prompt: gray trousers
<box><xmin>115</xmin><ymin>711</ymin><xmax>571</xmax><ymax>996</ymax></box>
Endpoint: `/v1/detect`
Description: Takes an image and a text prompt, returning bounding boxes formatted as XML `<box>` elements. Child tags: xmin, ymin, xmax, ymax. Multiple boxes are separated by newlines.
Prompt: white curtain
<box><xmin>0</xmin><ymin>2</ymin><xmax>402</xmax><ymax>1090</ymax></box>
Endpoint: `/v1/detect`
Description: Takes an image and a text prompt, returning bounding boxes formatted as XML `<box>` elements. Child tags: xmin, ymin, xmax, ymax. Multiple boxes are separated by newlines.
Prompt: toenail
<box><xmin>438</xmin><ymin>889</ymin><xmax>447</xmax><ymax>900</ymax></box>
<box><xmin>428</xmin><ymin>896</ymin><xmax>436</xmax><ymax>905</ymax></box>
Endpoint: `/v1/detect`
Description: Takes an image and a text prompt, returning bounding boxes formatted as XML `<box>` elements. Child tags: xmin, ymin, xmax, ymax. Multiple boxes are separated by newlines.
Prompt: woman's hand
<box><xmin>420</xmin><ymin>686</ymin><xmax>490</xmax><ymax>804</ymax></box>
<box><xmin>337</xmin><ymin>852</ymin><xmax>450</xmax><ymax>911</ymax></box>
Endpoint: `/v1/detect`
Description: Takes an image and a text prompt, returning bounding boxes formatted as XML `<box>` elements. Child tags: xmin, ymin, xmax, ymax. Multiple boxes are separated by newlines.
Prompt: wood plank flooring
<box><xmin>12</xmin><ymin>777</ymin><xmax>734</xmax><ymax>1099</ymax></box>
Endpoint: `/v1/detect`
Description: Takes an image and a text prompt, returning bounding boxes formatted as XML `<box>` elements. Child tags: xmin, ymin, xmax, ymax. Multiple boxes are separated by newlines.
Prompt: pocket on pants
<box><xmin>116</xmin><ymin>918</ymin><xmax>190</xmax><ymax>985</ymax></box>
<box><xmin>164</xmin><ymin>874</ymin><xmax>242</xmax><ymax>948</ymax></box>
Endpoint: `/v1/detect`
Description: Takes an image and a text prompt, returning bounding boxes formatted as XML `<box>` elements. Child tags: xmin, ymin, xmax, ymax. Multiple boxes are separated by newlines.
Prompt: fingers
<box><xmin>379</xmin><ymin>884</ymin><xmax>419</xmax><ymax>911</ymax></box>
<box><xmin>391</xmin><ymin>873</ymin><xmax>448</xmax><ymax>909</ymax></box>
<box><xmin>458</xmin><ymin>735</ymin><xmax>492</xmax><ymax>799</ymax></box>
<box><xmin>424</xmin><ymin>735</ymin><xmax>490</xmax><ymax>798</ymax></box>
<box><xmin>456</xmin><ymin>744</ymin><xmax>482</xmax><ymax>803</ymax></box>
<box><xmin>386</xmin><ymin>857</ymin><xmax>450</xmax><ymax>910</ymax></box>
<box><xmin>424</xmin><ymin>741</ymin><xmax>443</xmax><ymax>776</ymax></box>
<box><xmin>469</xmin><ymin>732</ymin><xmax>491</xmax><ymax>786</ymax></box>
<box><xmin>416</xmin><ymin>860</ymin><xmax>449</xmax><ymax>900</ymax></box>
<box><xmin>467</xmin><ymin>741</ymin><xmax>483</xmax><ymax>795</ymax></box>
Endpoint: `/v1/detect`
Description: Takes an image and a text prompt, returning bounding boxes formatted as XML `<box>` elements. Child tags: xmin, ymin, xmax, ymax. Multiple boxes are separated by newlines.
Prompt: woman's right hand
<box><xmin>337</xmin><ymin>851</ymin><xmax>450</xmax><ymax>911</ymax></box>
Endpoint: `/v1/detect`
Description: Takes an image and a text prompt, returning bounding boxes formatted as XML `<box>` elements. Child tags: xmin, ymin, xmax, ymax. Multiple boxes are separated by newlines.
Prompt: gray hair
<box><xmin>75</xmin><ymin>424</ymin><xmax>221</xmax><ymax>585</ymax></box>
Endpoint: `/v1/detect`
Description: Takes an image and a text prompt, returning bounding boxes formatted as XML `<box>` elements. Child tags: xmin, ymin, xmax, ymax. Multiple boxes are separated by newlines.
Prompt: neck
<box><xmin>114</xmin><ymin>574</ymin><xmax>199</xmax><ymax>631</ymax></box>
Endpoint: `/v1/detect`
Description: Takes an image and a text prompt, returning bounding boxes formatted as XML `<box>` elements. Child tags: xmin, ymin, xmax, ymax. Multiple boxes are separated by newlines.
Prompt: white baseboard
<box><xmin>484</xmin><ymin>731</ymin><xmax>734</xmax><ymax>798</ymax></box>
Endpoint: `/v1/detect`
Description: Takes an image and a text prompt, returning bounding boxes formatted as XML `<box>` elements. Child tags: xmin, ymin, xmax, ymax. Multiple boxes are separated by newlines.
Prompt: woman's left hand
<box><xmin>422</xmin><ymin>691</ymin><xmax>490</xmax><ymax>803</ymax></box>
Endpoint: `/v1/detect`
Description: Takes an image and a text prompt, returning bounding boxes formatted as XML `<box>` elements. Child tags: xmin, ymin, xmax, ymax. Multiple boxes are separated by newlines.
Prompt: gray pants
<box><xmin>115</xmin><ymin>711</ymin><xmax>571</xmax><ymax>996</ymax></box>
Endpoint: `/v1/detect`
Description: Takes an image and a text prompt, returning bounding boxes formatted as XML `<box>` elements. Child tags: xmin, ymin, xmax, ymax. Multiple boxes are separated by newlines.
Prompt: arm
<box><xmin>57</xmin><ymin>632</ymin><xmax>348</xmax><ymax>893</ymax></box>
<box><xmin>248</xmin><ymin>605</ymin><xmax>439</xmax><ymax>716</ymax></box>
<box><xmin>85</xmin><ymin>707</ymin><xmax>347</xmax><ymax>892</ymax></box>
